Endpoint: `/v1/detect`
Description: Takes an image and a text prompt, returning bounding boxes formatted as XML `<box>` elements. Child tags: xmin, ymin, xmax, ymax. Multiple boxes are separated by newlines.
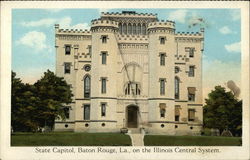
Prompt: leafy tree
<box><xmin>203</xmin><ymin>86</ymin><xmax>242</xmax><ymax>136</ymax></box>
<box><xmin>11</xmin><ymin>72</ymin><xmax>40</xmax><ymax>132</ymax></box>
<box><xmin>11</xmin><ymin>70</ymin><xmax>73</xmax><ymax>132</ymax></box>
<box><xmin>34</xmin><ymin>70</ymin><xmax>73</xmax><ymax>130</ymax></box>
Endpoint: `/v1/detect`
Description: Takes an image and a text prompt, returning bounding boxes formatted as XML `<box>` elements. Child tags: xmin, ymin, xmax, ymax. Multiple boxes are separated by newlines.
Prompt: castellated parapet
<box><xmin>91</xmin><ymin>19</ymin><xmax>119</xmax><ymax>32</ymax></box>
<box><xmin>101</xmin><ymin>11</ymin><xmax>157</xmax><ymax>19</ymax></box>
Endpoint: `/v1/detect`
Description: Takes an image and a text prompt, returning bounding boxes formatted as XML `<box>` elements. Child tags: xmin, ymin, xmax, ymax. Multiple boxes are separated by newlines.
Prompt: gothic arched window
<box><xmin>123</xmin><ymin>23</ymin><xmax>127</xmax><ymax>34</ymax></box>
<box><xmin>133</xmin><ymin>24</ymin><xmax>137</xmax><ymax>35</ymax></box>
<box><xmin>119</xmin><ymin>23</ymin><xmax>122</xmax><ymax>34</ymax></box>
<box><xmin>125</xmin><ymin>82</ymin><xmax>141</xmax><ymax>95</ymax></box>
<box><xmin>128</xmin><ymin>23</ymin><xmax>132</xmax><ymax>34</ymax></box>
<box><xmin>175</xmin><ymin>77</ymin><xmax>180</xmax><ymax>99</ymax></box>
<box><xmin>142</xmin><ymin>24</ymin><xmax>146</xmax><ymax>35</ymax></box>
<box><xmin>84</xmin><ymin>75</ymin><xmax>91</xmax><ymax>98</ymax></box>
<box><xmin>137</xmin><ymin>24</ymin><xmax>141</xmax><ymax>35</ymax></box>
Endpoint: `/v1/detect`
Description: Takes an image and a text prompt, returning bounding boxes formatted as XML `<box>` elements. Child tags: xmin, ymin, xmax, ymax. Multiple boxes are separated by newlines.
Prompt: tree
<box><xmin>11</xmin><ymin>70</ymin><xmax>73</xmax><ymax>132</ymax></box>
<box><xmin>11</xmin><ymin>72</ymin><xmax>40</xmax><ymax>132</ymax></box>
<box><xmin>34</xmin><ymin>70</ymin><xmax>73</xmax><ymax>130</ymax></box>
<box><xmin>203</xmin><ymin>86</ymin><xmax>242</xmax><ymax>136</ymax></box>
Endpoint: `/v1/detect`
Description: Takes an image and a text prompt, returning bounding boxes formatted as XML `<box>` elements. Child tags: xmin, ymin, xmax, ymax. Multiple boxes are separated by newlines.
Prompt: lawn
<box><xmin>11</xmin><ymin>132</ymin><xmax>131</xmax><ymax>146</ymax></box>
<box><xmin>144</xmin><ymin>135</ymin><xmax>242</xmax><ymax>146</ymax></box>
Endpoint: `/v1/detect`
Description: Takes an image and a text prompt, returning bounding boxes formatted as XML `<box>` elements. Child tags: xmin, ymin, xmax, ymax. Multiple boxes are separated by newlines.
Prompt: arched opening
<box><xmin>132</xmin><ymin>23</ymin><xmax>137</xmax><ymax>35</ymax></box>
<box><xmin>142</xmin><ymin>24</ymin><xmax>146</xmax><ymax>35</ymax></box>
<box><xmin>175</xmin><ymin>77</ymin><xmax>180</xmax><ymax>99</ymax></box>
<box><xmin>137</xmin><ymin>24</ymin><xmax>141</xmax><ymax>35</ymax></box>
<box><xmin>84</xmin><ymin>75</ymin><xmax>91</xmax><ymax>98</ymax></box>
<box><xmin>123</xmin><ymin>23</ymin><xmax>127</xmax><ymax>34</ymax></box>
<box><xmin>119</xmin><ymin>23</ymin><xmax>122</xmax><ymax>34</ymax></box>
<box><xmin>128</xmin><ymin>23</ymin><xmax>132</xmax><ymax>34</ymax></box>
<box><xmin>126</xmin><ymin>105</ymin><xmax>139</xmax><ymax>128</ymax></box>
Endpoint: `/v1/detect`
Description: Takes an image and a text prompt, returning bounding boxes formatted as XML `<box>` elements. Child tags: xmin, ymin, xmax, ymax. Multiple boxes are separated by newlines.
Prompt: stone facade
<box><xmin>54</xmin><ymin>11</ymin><xmax>204</xmax><ymax>135</ymax></box>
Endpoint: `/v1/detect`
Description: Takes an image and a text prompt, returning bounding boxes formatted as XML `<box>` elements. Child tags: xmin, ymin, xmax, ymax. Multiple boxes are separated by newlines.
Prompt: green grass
<box><xmin>11</xmin><ymin>132</ymin><xmax>131</xmax><ymax>146</ymax></box>
<box><xmin>144</xmin><ymin>135</ymin><xmax>242</xmax><ymax>146</ymax></box>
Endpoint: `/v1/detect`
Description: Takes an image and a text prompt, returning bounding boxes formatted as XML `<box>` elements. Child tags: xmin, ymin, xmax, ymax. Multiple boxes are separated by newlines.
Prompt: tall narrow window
<box><xmin>137</xmin><ymin>24</ymin><xmax>141</xmax><ymax>35</ymax></box>
<box><xmin>189</xmin><ymin>66</ymin><xmax>195</xmax><ymax>77</ymax></box>
<box><xmin>83</xmin><ymin>104</ymin><xmax>90</xmax><ymax>120</ymax></box>
<box><xmin>188</xmin><ymin>87</ymin><xmax>196</xmax><ymax>101</ymax></box>
<box><xmin>160</xmin><ymin>79</ymin><xmax>165</xmax><ymax>95</ymax></box>
<box><xmin>101</xmin><ymin>52</ymin><xmax>107</xmax><ymax>64</ymax></box>
<box><xmin>128</xmin><ymin>23</ymin><xmax>132</xmax><ymax>34</ymax></box>
<box><xmin>160</xmin><ymin>37</ymin><xmax>166</xmax><ymax>44</ymax></box>
<box><xmin>101</xmin><ymin>78</ymin><xmax>106</xmax><ymax>94</ymax></box>
<box><xmin>160</xmin><ymin>53</ymin><xmax>165</xmax><ymax>66</ymax></box>
<box><xmin>123</xmin><ymin>23</ymin><xmax>127</xmax><ymax>34</ymax></box>
<box><xmin>175</xmin><ymin>105</ymin><xmax>180</xmax><ymax>121</ymax></box>
<box><xmin>65</xmin><ymin>45</ymin><xmax>71</xmax><ymax>55</ymax></box>
<box><xmin>64</xmin><ymin>63</ymin><xmax>71</xmax><ymax>74</ymax></box>
<box><xmin>189</xmin><ymin>48</ymin><xmax>195</xmax><ymax>58</ymax></box>
<box><xmin>142</xmin><ymin>24</ymin><xmax>146</xmax><ymax>35</ymax></box>
<box><xmin>64</xmin><ymin>107</ymin><xmax>70</xmax><ymax>119</ymax></box>
<box><xmin>188</xmin><ymin>109</ymin><xmax>195</xmax><ymax>121</ymax></box>
<box><xmin>84</xmin><ymin>75</ymin><xmax>90</xmax><ymax>98</ymax></box>
<box><xmin>175</xmin><ymin>77</ymin><xmax>180</xmax><ymax>99</ymax></box>
<box><xmin>133</xmin><ymin>24</ymin><xmax>136</xmax><ymax>35</ymax></box>
<box><xmin>159</xmin><ymin>103</ymin><xmax>166</xmax><ymax>118</ymax></box>
<box><xmin>101</xmin><ymin>35</ymin><xmax>107</xmax><ymax>43</ymax></box>
<box><xmin>101</xmin><ymin>103</ymin><xmax>106</xmax><ymax>117</ymax></box>
<box><xmin>119</xmin><ymin>23</ymin><xmax>122</xmax><ymax>34</ymax></box>
<box><xmin>87</xmin><ymin>45</ymin><xmax>92</xmax><ymax>55</ymax></box>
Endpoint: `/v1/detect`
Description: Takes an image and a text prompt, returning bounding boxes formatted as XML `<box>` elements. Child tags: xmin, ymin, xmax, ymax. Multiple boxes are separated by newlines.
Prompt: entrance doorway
<box><xmin>127</xmin><ymin>105</ymin><xmax>138</xmax><ymax>128</ymax></box>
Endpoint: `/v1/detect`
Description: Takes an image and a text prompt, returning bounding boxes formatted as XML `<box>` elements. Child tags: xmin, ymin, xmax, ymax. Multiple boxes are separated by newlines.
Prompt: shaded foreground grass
<box><xmin>144</xmin><ymin>135</ymin><xmax>242</xmax><ymax>146</ymax></box>
<box><xmin>11</xmin><ymin>132</ymin><xmax>131</xmax><ymax>146</ymax></box>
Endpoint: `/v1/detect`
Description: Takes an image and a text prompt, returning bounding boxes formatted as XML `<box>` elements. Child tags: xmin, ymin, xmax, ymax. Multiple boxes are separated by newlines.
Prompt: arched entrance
<box><xmin>126</xmin><ymin>105</ymin><xmax>139</xmax><ymax>128</ymax></box>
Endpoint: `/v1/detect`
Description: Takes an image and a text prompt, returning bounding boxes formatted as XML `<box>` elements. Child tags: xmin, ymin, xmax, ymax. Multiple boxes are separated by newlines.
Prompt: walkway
<box><xmin>128</xmin><ymin>128</ymin><xmax>145</xmax><ymax>146</ymax></box>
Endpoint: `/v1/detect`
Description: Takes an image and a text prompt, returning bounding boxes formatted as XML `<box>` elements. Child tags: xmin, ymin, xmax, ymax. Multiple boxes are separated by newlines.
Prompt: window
<box><xmin>84</xmin><ymin>75</ymin><xmax>91</xmax><ymax>98</ymax></box>
<box><xmin>101</xmin><ymin>35</ymin><xmax>107</xmax><ymax>43</ymax></box>
<box><xmin>101</xmin><ymin>103</ymin><xmax>106</xmax><ymax>117</ymax></box>
<box><xmin>137</xmin><ymin>24</ymin><xmax>141</xmax><ymax>35</ymax></box>
<box><xmin>188</xmin><ymin>109</ymin><xmax>195</xmax><ymax>121</ymax></box>
<box><xmin>101</xmin><ymin>52</ymin><xmax>107</xmax><ymax>65</ymax></box>
<box><xmin>83</xmin><ymin>104</ymin><xmax>90</xmax><ymax>120</ymax></box>
<box><xmin>175</xmin><ymin>105</ymin><xmax>180</xmax><ymax>121</ymax></box>
<box><xmin>188</xmin><ymin>87</ymin><xmax>196</xmax><ymax>101</ymax></box>
<box><xmin>160</xmin><ymin>37</ymin><xmax>166</xmax><ymax>44</ymax></box>
<box><xmin>142</xmin><ymin>24</ymin><xmax>146</xmax><ymax>35</ymax></box>
<box><xmin>84</xmin><ymin>65</ymin><xmax>91</xmax><ymax>72</ymax></box>
<box><xmin>160</xmin><ymin>53</ymin><xmax>165</xmax><ymax>66</ymax></box>
<box><xmin>65</xmin><ymin>45</ymin><xmax>71</xmax><ymax>55</ymax></box>
<box><xmin>189</xmin><ymin>66</ymin><xmax>195</xmax><ymax>77</ymax></box>
<box><xmin>128</xmin><ymin>23</ymin><xmax>132</xmax><ymax>34</ymax></box>
<box><xmin>124</xmin><ymin>82</ymin><xmax>140</xmax><ymax>95</ymax></box>
<box><xmin>119</xmin><ymin>23</ymin><xmax>122</xmax><ymax>34</ymax></box>
<box><xmin>64</xmin><ymin>63</ymin><xmax>71</xmax><ymax>74</ymax></box>
<box><xmin>160</xmin><ymin>79</ymin><xmax>165</xmax><ymax>95</ymax></box>
<box><xmin>88</xmin><ymin>45</ymin><xmax>92</xmax><ymax>55</ymax></box>
<box><xmin>175</xmin><ymin>77</ymin><xmax>180</xmax><ymax>99</ymax></box>
<box><xmin>189</xmin><ymin>48</ymin><xmax>195</xmax><ymax>58</ymax></box>
<box><xmin>132</xmin><ymin>24</ymin><xmax>136</xmax><ymax>35</ymax></box>
<box><xmin>123</xmin><ymin>23</ymin><xmax>127</xmax><ymax>34</ymax></box>
<box><xmin>159</xmin><ymin>103</ymin><xmax>166</xmax><ymax>118</ymax></box>
<box><xmin>160</xmin><ymin>109</ymin><xmax>166</xmax><ymax>118</ymax></box>
<box><xmin>101</xmin><ymin>78</ymin><xmax>107</xmax><ymax>94</ymax></box>
<box><xmin>175</xmin><ymin>66</ymin><xmax>180</xmax><ymax>73</ymax></box>
<box><xmin>63</xmin><ymin>107</ymin><xmax>70</xmax><ymax>119</ymax></box>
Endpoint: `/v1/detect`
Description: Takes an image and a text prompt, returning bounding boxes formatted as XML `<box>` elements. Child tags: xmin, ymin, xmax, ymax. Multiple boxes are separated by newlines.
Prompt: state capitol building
<box><xmin>54</xmin><ymin>11</ymin><xmax>204</xmax><ymax>135</ymax></box>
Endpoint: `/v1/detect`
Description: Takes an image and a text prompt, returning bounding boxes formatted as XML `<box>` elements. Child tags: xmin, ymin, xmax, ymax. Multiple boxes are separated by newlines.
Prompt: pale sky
<box><xmin>12</xmin><ymin>9</ymin><xmax>241</xmax><ymax>102</ymax></box>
